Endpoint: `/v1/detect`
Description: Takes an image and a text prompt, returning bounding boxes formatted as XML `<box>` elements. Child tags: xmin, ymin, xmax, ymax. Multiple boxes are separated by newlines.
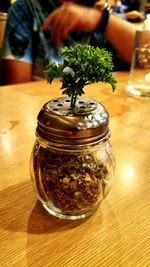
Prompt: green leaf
<box><xmin>44</xmin><ymin>44</ymin><xmax>117</xmax><ymax>107</ymax></box>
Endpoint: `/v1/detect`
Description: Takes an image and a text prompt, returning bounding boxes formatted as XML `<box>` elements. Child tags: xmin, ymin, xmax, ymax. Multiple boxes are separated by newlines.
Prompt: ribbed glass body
<box><xmin>30</xmin><ymin>137</ymin><xmax>115</xmax><ymax>220</ymax></box>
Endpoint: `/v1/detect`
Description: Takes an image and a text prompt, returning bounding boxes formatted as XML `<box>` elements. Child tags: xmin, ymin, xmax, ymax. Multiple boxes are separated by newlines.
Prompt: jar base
<box><xmin>42</xmin><ymin>202</ymin><xmax>99</xmax><ymax>220</ymax></box>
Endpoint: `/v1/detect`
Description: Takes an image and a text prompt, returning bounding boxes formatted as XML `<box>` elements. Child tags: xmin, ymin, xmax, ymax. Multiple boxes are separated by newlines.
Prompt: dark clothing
<box><xmin>121</xmin><ymin>0</ymin><xmax>141</xmax><ymax>12</ymax></box>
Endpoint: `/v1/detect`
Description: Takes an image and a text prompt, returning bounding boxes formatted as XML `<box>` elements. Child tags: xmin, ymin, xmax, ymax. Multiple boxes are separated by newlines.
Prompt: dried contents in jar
<box><xmin>34</xmin><ymin>146</ymin><xmax>110</xmax><ymax>212</ymax></box>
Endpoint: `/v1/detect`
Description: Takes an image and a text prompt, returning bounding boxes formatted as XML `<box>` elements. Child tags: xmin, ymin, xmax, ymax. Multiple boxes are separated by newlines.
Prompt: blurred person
<box><xmin>1</xmin><ymin>0</ymin><xmax>136</xmax><ymax>84</ymax></box>
<box><xmin>120</xmin><ymin>0</ymin><xmax>146</xmax><ymax>21</ymax></box>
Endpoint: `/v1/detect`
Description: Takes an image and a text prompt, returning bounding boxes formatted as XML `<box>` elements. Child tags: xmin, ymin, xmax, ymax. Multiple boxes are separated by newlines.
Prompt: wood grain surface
<box><xmin>0</xmin><ymin>72</ymin><xmax>150</xmax><ymax>267</ymax></box>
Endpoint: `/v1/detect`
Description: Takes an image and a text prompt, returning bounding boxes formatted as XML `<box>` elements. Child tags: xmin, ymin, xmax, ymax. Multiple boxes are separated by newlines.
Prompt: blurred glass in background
<box><xmin>126</xmin><ymin>18</ymin><xmax>150</xmax><ymax>98</ymax></box>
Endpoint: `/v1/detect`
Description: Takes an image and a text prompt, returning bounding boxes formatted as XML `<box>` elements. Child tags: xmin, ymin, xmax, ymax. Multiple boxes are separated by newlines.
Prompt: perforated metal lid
<box><xmin>36</xmin><ymin>97</ymin><xmax>110</xmax><ymax>145</ymax></box>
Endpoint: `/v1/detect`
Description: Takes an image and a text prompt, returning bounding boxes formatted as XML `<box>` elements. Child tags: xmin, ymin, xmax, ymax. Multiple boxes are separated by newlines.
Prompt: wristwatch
<box><xmin>95</xmin><ymin>3</ymin><xmax>112</xmax><ymax>34</ymax></box>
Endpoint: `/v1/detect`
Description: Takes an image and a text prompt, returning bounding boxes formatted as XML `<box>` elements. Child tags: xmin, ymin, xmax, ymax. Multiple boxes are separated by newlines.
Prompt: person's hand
<box><xmin>124</xmin><ymin>11</ymin><xmax>145</xmax><ymax>21</ymax></box>
<box><xmin>42</xmin><ymin>2</ymin><xmax>101</xmax><ymax>44</ymax></box>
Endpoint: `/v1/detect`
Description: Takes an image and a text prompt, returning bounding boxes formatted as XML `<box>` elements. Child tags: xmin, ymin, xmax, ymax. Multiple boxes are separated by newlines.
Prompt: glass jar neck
<box><xmin>35</xmin><ymin>131</ymin><xmax>111</xmax><ymax>151</ymax></box>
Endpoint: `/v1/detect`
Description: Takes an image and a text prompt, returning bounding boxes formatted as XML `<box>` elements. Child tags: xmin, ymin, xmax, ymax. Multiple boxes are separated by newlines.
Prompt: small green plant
<box><xmin>44</xmin><ymin>44</ymin><xmax>117</xmax><ymax>108</ymax></box>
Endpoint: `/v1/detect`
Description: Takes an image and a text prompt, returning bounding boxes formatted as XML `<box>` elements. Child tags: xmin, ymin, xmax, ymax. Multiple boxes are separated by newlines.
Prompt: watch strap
<box><xmin>95</xmin><ymin>3</ymin><xmax>112</xmax><ymax>34</ymax></box>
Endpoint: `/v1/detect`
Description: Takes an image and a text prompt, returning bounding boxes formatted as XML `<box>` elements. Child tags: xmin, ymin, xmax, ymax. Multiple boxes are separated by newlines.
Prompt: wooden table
<box><xmin>0</xmin><ymin>72</ymin><xmax>150</xmax><ymax>267</ymax></box>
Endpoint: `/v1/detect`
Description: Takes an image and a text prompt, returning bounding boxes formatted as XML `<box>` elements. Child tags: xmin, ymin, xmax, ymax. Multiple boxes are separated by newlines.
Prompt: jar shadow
<box><xmin>1</xmin><ymin>181</ymin><xmax>123</xmax><ymax>266</ymax></box>
<box><xmin>0</xmin><ymin>180</ymin><xmax>102</xmax><ymax>234</ymax></box>
<box><xmin>0</xmin><ymin>181</ymin><xmax>34</xmax><ymax>233</ymax></box>
<box><xmin>27</xmin><ymin>200</ymin><xmax>96</xmax><ymax>234</ymax></box>
<box><xmin>26</xmin><ymin>200</ymin><xmax>124</xmax><ymax>267</ymax></box>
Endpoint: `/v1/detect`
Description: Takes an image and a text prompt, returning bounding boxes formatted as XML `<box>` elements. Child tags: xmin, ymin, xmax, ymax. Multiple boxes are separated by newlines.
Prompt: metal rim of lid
<box><xmin>36</xmin><ymin>97</ymin><xmax>110</xmax><ymax>145</ymax></box>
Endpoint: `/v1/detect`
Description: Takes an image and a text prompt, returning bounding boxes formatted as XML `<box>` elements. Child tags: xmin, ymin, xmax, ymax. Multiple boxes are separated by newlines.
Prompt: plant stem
<box><xmin>71</xmin><ymin>93</ymin><xmax>77</xmax><ymax>108</ymax></box>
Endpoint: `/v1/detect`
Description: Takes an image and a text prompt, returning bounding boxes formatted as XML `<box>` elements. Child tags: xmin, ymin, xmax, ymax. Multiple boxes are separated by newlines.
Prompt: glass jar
<box><xmin>126</xmin><ymin>28</ymin><xmax>150</xmax><ymax>98</ymax></box>
<box><xmin>30</xmin><ymin>97</ymin><xmax>115</xmax><ymax>220</ymax></box>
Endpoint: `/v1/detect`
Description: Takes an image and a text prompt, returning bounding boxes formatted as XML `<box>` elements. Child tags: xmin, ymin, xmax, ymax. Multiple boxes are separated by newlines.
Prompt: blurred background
<box><xmin>0</xmin><ymin>0</ymin><xmax>150</xmax><ymax>83</ymax></box>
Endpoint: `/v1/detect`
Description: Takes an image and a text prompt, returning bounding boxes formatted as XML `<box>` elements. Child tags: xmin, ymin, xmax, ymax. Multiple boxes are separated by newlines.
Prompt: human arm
<box><xmin>42</xmin><ymin>2</ymin><xmax>136</xmax><ymax>64</ymax></box>
<box><xmin>104</xmin><ymin>15</ymin><xmax>135</xmax><ymax>63</ymax></box>
<box><xmin>1</xmin><ymin>0</ymin><xmax>35</xmax><ymax>85</ymax></box>
<box><xmin>42</xmin><ymin>2</ymin><xmax>101</xmax><ymax>44</ymax></box>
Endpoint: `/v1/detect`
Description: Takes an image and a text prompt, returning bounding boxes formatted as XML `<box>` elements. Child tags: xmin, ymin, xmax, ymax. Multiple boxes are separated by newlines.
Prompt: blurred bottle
<box><xmin>126</xmin><ymin>17</ymin><xmax>150</xmax><ymax>98</ymax></box>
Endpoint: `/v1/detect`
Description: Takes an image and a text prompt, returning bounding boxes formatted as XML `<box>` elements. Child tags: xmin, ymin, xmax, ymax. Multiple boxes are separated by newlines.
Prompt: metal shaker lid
<box><xmin>36</xmin><ymin>97</ymin><xmax>110</xmax><ymax>145</ymax></box>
